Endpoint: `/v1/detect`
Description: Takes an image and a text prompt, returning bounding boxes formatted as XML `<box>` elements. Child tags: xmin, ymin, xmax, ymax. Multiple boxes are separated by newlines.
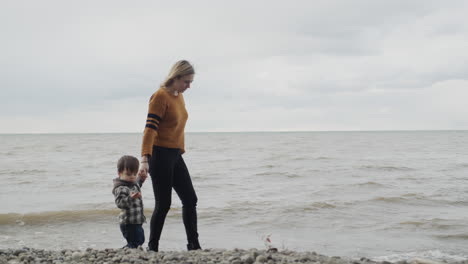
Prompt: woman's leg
<box><xmin>148</xmin><ymin>147</ymin><xmax>178</xmax><ymax>251</ymax></box>
<box><xmin>173</xmin><ymin>155</ymin><xmax>201</xmax><ymax>250</ymax></box>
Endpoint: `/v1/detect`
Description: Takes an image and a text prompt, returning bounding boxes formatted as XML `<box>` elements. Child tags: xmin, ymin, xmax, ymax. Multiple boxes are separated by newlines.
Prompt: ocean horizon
<box><xmin>1</xmin><ymin>129</ymin><xmax>467</xmax><ymax>135</ymax></box>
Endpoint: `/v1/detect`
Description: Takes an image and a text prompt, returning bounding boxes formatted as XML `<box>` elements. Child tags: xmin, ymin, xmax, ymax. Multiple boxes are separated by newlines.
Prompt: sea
<box><xmin>1</xmin><ymin>131</ymin><xmax>467</xmax><ymax>262</ymax></box>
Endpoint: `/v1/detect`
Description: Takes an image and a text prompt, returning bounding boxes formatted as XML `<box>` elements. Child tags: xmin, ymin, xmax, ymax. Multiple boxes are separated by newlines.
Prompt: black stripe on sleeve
<box><xmin>146</xmin><ymin>119</ymin><xmax>159</xmax><ymax>125</ymax></box>
<box><xmin>145</xmin><ymin>124</ymin><xmax>158</xmax><ymax>131</ymax></box>
<box><xmin>147</xmin><ymin>114</ymin><xmax>161</xmax><ymax>121</ymax></box>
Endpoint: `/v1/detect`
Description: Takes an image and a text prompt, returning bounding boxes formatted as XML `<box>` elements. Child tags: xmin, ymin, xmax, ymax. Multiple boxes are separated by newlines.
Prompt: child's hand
<box><xmin>130</xmin><ymin>192</ymin><xmax>142</xmax><ymax>199</ymax></box>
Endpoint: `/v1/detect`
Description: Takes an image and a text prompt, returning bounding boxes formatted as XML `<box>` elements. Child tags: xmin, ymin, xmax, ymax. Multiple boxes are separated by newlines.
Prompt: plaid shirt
<box><xmin>112</xmin><ymin>178</ymin><xmax>146</xmax><ymax>224</ymax></box>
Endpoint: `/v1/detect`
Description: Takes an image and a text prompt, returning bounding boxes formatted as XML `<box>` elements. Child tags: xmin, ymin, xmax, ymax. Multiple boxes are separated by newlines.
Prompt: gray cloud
<box><xmin>1</xmin><ymin>0</ymin><xmax>467</xmax><ymax>132</ymax></box>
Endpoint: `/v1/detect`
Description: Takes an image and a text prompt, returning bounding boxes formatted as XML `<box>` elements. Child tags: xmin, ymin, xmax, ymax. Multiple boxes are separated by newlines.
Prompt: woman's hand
<box><xmin>139</xmin><ymin>157</ymin><xmax>149</xmax><ymax>179</ymax></box>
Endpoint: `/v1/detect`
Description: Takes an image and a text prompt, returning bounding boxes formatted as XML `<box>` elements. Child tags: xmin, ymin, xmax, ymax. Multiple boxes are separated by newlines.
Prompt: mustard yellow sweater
<box><xmin>141</xmin><ymin>88</ymin><xmax>188</xmax><ymax>156</ymax></box>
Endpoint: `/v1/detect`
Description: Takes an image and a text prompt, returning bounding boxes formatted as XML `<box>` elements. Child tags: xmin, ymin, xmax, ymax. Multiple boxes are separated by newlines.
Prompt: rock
<box><xmin>72</xmin><ymin>251</ymin><xmax>84</xmax><ymax>260</ymax></box>
<box><xmin>267</xmin><ymin>248</ymin><xmax>278</xmax><ymax>253</ymax></box>
<box><xmin>163</xmin><ymin>253</ymin><xmax>180</xmax><ymax>261</ymax></box>
<box><xmin>241</xmin><ymin>254</ymin><xmax>255</xmax><ymax>264</ymax></box>
<box><xmin>12</xmin><ymin>249</ymin><xmax>26</xmax><ymax>256</ymax></box>
<box><xmin>256</xmin><ymin>255</ymin><xmax>267</xmax><ymax>263</ymax></box>
<box><xmin>410</xmin><ymin>258</ymin><xmax>444</xmax><ymax>264</ymax></box>
<box><xmin>1</xmin><ymin>248</ymin><xmax>464</xmax><ymax>264</ymax></box>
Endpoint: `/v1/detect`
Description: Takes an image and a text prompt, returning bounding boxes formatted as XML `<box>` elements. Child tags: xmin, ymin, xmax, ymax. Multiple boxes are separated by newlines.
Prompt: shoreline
<box><xmin>1</xmin><ymin>248</ymin><xmax>466</xmax><ymax>264</ymax></box>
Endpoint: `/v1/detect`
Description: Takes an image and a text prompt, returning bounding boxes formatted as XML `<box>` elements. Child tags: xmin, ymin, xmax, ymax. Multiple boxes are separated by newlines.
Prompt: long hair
<box><xmin>160</xmin><ymin>60</ymin><xmax>195</xmax><ymax>89</ymax></box>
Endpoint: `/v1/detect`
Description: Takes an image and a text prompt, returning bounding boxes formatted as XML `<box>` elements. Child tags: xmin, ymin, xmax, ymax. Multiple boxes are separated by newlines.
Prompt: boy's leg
<box><xmin>125</xmin><ymin>224</ymin><xmax>145</xmax><ymax>248</ymax></box>
<box><xmin>173</xmin><ymin>155</ymin><xmax>201</xmax><ymax>250</ymax></box>
<box><xmin>136</xmin><ymin>225</ymin><xmax>145</xmax><ymax>247</ymax></box>
<box><xmin>120</xmin><ymin>224</ymin><xmax>130</xmax><ymax>248</ymax></box>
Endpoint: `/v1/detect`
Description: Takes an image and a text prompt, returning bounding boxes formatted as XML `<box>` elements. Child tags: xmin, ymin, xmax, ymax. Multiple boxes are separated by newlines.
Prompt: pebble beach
<box><xmin>1</xmin><ymin>248</ymin><xmax>467</xmax><ymax>264</ymax></box>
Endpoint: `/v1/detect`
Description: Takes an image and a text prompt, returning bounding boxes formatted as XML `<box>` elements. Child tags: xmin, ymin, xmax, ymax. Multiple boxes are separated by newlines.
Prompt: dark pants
<box><xmin>120</xmin><ymin>224</ymin><xmax>145</xmax><ymax>248</ymax></box>
<box><xmin>148</xmin><ymin>146</ymin><xmax>199</xmax><ymax>250</ymax></box>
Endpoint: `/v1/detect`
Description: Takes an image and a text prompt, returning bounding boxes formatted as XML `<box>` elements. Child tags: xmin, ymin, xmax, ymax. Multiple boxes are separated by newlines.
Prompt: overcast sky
<box><xmin>1</xmin><ymin>0</ymin><xmax>467</xmax><ymax>133</ymax></box>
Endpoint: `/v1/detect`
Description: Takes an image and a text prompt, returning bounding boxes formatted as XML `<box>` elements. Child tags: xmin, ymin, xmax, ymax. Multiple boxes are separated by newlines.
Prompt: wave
<box><xmin>435</xmin><ymin>234</ymin><xmax>468</xmax><ymax>240</ymax></box>
<box><xmin>398</xmin><ymin>218</ymin><xmax>466</xmax><ymax>231</ymax></box>
<box><xmin>291</xmin><ymin>157</ymin><xmax>307</xmax><ymax>161</ymax></box>
<box><xmin>454</xmin><ymin>163</ymin><xmax>468</xmax><ymax>168</ymax></box>
<box><xmin>286</xmin><ymin>173</ymin><xmax>302</xmax><ymax>178</ymax></box>
<box><xmin>370</xmin><ymin>194</ymin><xmax>468</xmax><ymax>207</ymax></box>
<box><xmin>316</xmin><ymin>156</ymin><xmax>333</xmax><ymax>160</ymax></box>
<box><xmin>308</xmin><ymin>202</ymin><xmax>336</xmax><ymax>209</ymax></box>
<box><xmin>358</xmin><ymin>165</ymin><xmax>415</xmax><ymax>171</ymax></box>
<box><xmin>281</xmin><ymin>202</ymin><xmax>337</xmax><ymax>215</ymax></box>
<box><xmin>0</xmin><ymin>169</ymin><xmax>48</xmax><ymax>176</ymax></box>
<box><xmin>0</xmin><ymin>206</ymin><xmax>239</xmax><ymax>226</ymax></box>
<box><xmin>0</xmin><ymin>210</ymin><xmax>117</xmax><ymax>226</ymax></box>
<box><xmin>53</xmin><ymin>145</ymin><xmax>67</xmax><ymax>151</ymax></box>
<box><xmin>260</xmin><ymin>164</ymin><xmax>275</xmax><ymax>169</ymax></box>
<box><xmin>254</xmin><ymin>171</ymin><xmax>287</xmax><ymax>177</ymax></box>
<box><xmin>399</xmin><ymin>221</ymin><xmax>425</xmax><ymax>227</ymax></box>
<box><xmin>449</xmin><ymin>200</ymin><xmax>468</xmax><ymax>206</ymax></box>
<box><xmin>17</xmin><ymin>180</ymin><xmax>34</xmax><ymax>185</ymax></box>
<box><xmin>0</xmin><ymin>208</ymin><xmax>183</xmax><ymax>226</ymax></box>
<box><xmin>353</xmin><ymin>181</ymin><xmax>387</xmax><ymax>187</ymax></box>
<box><xmin>372</xmin><ymin>192</ymin><xmax>441</xmax><ymax>202</ymax></box>
<box><xmin>365</xmin><ymin>196</ymin><xmax>402</xmax><ymax>204</ymax></box>
<box><xmin>253</xmin><ymin>172</ymin><xmax>304</xmax><ymax>179</ymax></box>
<box><xmin>255</xmin><ymin>172</ymin><xmax>272</xmax><ymax>176</ymax></box>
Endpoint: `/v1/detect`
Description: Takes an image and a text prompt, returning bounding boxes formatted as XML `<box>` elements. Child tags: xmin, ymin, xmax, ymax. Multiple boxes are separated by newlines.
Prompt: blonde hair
<box><xmin>160</xmin><ymin>60</ymin><xmax>195</xmax><ymax>89</ymax></box>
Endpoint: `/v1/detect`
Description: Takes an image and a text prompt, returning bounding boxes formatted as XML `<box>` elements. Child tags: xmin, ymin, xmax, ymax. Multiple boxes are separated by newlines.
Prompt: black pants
<box><xmin>120</xmin><ymin>224</ymin><xmax>145</xmax><ymax>248</ymax></box>
<box><xmin>148</xmin><ymin>146</ymin><xmax>199</xmax><ymax>250</ymax></box>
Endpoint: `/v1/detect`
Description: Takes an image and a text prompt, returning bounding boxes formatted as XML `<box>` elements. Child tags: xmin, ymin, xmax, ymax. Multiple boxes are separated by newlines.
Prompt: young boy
<box><xmin>112</xmin><ymin>155</ymin><xmax>147</xmax><ymax>248</ymax></box>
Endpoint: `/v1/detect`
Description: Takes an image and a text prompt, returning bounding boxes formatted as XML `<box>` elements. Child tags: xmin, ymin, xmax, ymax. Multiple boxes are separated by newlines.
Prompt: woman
<box><xmin>138</xmin><ymin>60</ymin><xmax>201</xmax><ymax>252</ymax></box>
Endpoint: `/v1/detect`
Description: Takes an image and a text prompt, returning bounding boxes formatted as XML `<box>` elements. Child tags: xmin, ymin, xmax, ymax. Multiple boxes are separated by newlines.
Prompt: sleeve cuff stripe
<box><xmin>145</xmin><ymin>124</ymin><xmax>158</xmax><ymax>131</ymax></box>
<box><xmin>147</xmin><ymin>114</ymin><xmax>161</xmax><ymax>121</ymax></box>
<box><xmin>146</xmin><ymin>119</ymin><xmax>159</xmax><ymax>125</ymax></box>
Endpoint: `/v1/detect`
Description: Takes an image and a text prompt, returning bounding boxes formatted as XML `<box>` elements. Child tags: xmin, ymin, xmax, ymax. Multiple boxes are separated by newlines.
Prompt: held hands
<box><xmin>139</xmin><ymin>171</ymin><xmax>148</xmax><ymax>182</ymax></box>
<box><xmin>138</xmin><ymin>158</ymin><xmax>149</xmax><ymax>180</ymax></box>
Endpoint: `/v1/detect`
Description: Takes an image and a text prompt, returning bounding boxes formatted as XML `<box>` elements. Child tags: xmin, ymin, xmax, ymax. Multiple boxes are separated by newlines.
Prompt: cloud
<box><xmin>0</xmin><ymin>97</ymin><xmax>148</xmax><ymax>133</ymax></box>
<box><xmin>1</xmin><ymin>1</ymin><xmax>467</xmax><ymax>132</ymax></box>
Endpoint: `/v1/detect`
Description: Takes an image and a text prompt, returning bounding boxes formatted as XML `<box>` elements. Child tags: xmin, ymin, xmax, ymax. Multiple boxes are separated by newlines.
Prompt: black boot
<box><xmin>147</xmin><ymin>242</ymin><xmax>159</xmax><ymax>252</ymax></box>
<box><xmin>187</xmin><ymin>240</ymin><xmax>201</xmax><ymax>251</ymax></box>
